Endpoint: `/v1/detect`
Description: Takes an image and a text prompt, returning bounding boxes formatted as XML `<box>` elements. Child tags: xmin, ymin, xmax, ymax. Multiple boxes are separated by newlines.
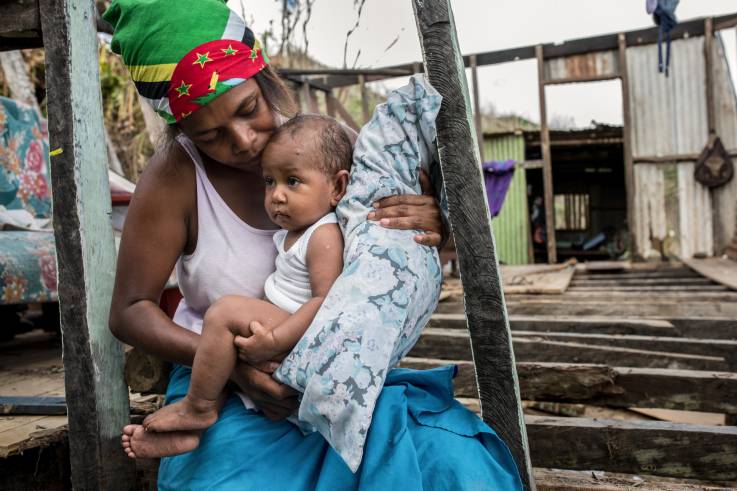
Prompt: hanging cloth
<box><xmin>482</xmin><ymin>160</ymin><xmax>516</xmax><ymax>217</ymax></box>
<box><xmin>651</xmin><ymin>0</ymin><xmax>679</xmax><ymax>76</ymax></box>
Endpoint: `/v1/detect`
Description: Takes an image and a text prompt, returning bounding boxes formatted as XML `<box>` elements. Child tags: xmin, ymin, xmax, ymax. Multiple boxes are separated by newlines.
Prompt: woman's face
<box><xmin>178</xmin><ymin>78</ymin><xmax>277</xmax><ymax>173</ymax></box>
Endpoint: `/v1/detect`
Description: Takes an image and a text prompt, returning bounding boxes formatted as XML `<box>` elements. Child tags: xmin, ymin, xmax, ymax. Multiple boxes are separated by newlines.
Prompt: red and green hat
<box><xmin>103</xmin><ymin>0</ymin><xmax>269</xmax><ymax>124</ymax></box>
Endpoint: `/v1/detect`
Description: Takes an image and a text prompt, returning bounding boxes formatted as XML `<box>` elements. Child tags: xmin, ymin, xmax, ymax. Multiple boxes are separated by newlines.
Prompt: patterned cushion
<box><xmin>0</xmin><ymin>97</ymin><xmax>56</xmax><ymax>305</ymax></box>
<box><xmin>0</xmin><ymin>231</ymin><xmax>56</xmax><ymax>304</ymax></box>
<box><xmin>0</xmin><ymin>96</ymin><xmax>52</xmax><ymax>219</ymax></box>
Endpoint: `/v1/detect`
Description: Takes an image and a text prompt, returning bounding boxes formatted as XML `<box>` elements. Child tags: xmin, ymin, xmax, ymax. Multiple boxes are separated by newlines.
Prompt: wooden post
<box><xmin>0</xmin><ymin>51</ymin><xmax>38</xmax><ymax>109</ymax></box>
<box><xmin>536</xmin><ymin>45</ymin><xmax>557</xmax><ymax>264</ymax></box>
<box><xmin>358</xmin><ymin>74</ymin><xmax>370</xmax><ymax>123</ymax></box>
<box><xmin>325</xmin><ymin>89</ymin><xmax>337</xmax><ymax>117</ymax></box>
<box><xmin>470</xmin><ymin>54</ymin><xmax>484</xmax><ymax>161</ymax></box>
<box><xmin>301</xmin><ymin>82</ymin><xmax>320</xmax><ymax>113</ymax></box>
<box><xmin>618</xmin><ymin>33</ymin><xmax>637</xmax><ymax>259</ymax></box>
<box><xmin>39</xmin><ymin>0</ymin><xmax>136</xmax><ymax>488</ymax></box>
<box><xmin>704</xmin><ymin>18</ymin><xmax>716</xmax><ymax>135</ymax></box>
<box><xmin>325</xmin><ymin>91</ymin><xmax>361</xmax><ymax>132</ymax></box>
<box><xmin>411</xmin><ymin>1</ymin><xmax>534</xmax><ymax>489</ymax></box>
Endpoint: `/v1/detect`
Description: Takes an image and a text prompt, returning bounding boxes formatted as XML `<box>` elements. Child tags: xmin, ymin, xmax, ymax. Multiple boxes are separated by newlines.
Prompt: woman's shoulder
<box><xmin>134</xmin><ymin>140</ymin><xmax>197</xmax><ymax>209</ymax></box>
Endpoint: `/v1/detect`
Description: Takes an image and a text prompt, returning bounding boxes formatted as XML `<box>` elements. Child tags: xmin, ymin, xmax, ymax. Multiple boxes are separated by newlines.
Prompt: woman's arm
<box><xmin>109</xmin><ymin>146</ymin><xmax>200</xmax><ymax>365</ymax></box>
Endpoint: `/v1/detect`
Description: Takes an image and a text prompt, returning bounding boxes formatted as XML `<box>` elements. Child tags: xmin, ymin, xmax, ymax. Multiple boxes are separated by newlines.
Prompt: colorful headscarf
<box><xmin>103</xmin><ymin>0</ymin><xmax>268</xmax><ymax>123</ymax></box>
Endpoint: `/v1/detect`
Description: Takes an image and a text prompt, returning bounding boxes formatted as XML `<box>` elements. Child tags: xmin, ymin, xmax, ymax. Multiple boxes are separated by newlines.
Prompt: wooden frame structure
<box><xmin>285</xmin><ymin>11</ymin><xmax>737</xmax><ymax>263</ymax></box>
<box><xmin>1</xmin><ymin>0</ymin><xmax>135</xmax><ymax>488</ymax></box>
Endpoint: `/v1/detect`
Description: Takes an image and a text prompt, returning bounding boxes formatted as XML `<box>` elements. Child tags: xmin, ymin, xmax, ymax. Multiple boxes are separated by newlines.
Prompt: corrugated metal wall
<box><xmin>627</xmin><ymin>35</ymin><xmax>737</xmax><ymax>259</ymax></box>
<box><xmin>483</xmin><ymin>134</ymin><xmax>530</xmax><ymax>264</ymax></box>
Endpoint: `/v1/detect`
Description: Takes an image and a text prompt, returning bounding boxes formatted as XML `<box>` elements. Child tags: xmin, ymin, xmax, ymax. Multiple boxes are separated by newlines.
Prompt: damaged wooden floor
<box><xmin>2</xmin><ymin>262</ymin><xmax>737</xmax><ymax>489</ymax></box>
<box><xmin>410</xmin><ymin>262</ymin><xmax>737</xmax><ymax>485</ymax></box>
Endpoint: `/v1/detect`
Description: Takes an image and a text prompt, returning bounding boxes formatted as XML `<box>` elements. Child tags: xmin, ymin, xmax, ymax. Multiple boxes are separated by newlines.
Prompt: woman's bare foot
<box><xmin>142</xmin><ymin>396</ymin><xmax>219</xmax><ymax>433</ymax></box>
<box><xmin>121</xmin><ymin>424</ymin><xmax>200</xmax><ymax>459</ymax></box>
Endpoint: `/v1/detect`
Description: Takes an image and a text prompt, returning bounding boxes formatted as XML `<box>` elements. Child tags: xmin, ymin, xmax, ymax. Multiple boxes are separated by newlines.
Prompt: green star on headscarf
<box><xmin>221</xmin><ymin>44</ymin><xmax>238</xmax><ymax>56</ymax></box>
<box><xmin>193</xmin><ymin>52</ymin><xmax>213</xmax><ymax>68</ymax></box>
<box><xmin>175</xmin><ymin>80</ymin><xmax>192</xmax><ymax>97</ymax></box>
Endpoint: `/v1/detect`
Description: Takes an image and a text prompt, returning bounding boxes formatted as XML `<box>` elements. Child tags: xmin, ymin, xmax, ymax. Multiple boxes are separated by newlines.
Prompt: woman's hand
<box><xmin>231</xmin><ymin>360</ymin><xmax>298</xmax><ymax>421</ymax></box>
<box><xmin>366</xmin><ymin>170</ymin><xmax>444</xmax><ymax>247</ymax></box>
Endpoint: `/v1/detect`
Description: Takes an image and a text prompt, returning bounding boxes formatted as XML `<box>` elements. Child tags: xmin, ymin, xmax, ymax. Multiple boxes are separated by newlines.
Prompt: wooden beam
<box><xmin>704</xmin><ymin>18</ymin><xmax>716</xmax><ymax>135</ymax></box>
<box><xmin>526</xmin><ymin>416</ymin><xmax>737</xmax><ymax>481</ymax></box>
<box><xmin>391</xmin><ymin>313</ymin><xmax>679</xmax><ymax>336</ymax></box>
<box><xmin>0</xmin><ymin>0</ymin><xmax>40</xmax><ymax>34</ymax></box>
<box><xmin>518</xmin><ymin>362</ymin><xmax>737</xmax><ymax>415</ymax></box>
<box><xmin>634</xmin><ymin>150</ymin><xmax>737</xmax><ymax>163</ymax></box>
<box><xmin>0</xmin><ymin>396</ymin><xmax>67</xmax><ymax>415</ymax></box>
<box><xmin>409</xmin><ymin>328</ymin><xmax>728</xmax><ymax>370</ymax></box>
<box><xmin>325</xmin><ymin>91</ymin><xmax>360</xmax><ymax>132</ymax></box>
<box><xmin>411</xmin><ymin>2</ymin><xmax>533</xmax><ymax>488</ymax></box>
<box><xmin>542</xmin><ymin>73</ymin><xmax>620</xmax><ymax>86</ymax></box>
<box><xmin>317</xmin><ymin>13</ymin><xmax>737</xmax><ymax>89</ymax></box>
<box><xmin>39</xmin><ymin>0</ymin><xmax>135</xmax><ymax>488</ymax></box>
<box><xmin>512</xmin><ymin>331</ymin><xmax>737</xmax><ymax>367</ymax></box>
<box><xmin>536</xmin><ymin>45</ymin><xmax>556</xmax><ymax>264</ymax></box>
<box><xmin>358</xmin><ymin>74</ymin><xmax>370</xmax><ymax>124</ymax></box>
<box><xmin>618</xmin><ymin>33</ymin><xmax>637</xmax><ymax>261</ymax></box>
<box><xmin>402</xmin><ymin>357</ymin><xmax>737</xmax><ymax>415</ymax></box>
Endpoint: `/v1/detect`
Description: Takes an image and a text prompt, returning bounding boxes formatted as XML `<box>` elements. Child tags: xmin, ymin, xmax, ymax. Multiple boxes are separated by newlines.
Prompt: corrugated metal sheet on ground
<box><xmin>627</xmin><ymin>36</ymin><xmax>737</xmax><ymax>259</ymax></box>
<box><xmin>483</xmin><ymin>135</ymin><xmax>529</xmax><ymax>265</ymax></box>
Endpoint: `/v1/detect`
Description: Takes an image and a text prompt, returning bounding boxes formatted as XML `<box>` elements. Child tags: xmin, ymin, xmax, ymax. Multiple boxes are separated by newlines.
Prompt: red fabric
<box><xmin>168</xmin><ymin>39</ymin><xmax>267</xmax><ymax>122</ymax></box>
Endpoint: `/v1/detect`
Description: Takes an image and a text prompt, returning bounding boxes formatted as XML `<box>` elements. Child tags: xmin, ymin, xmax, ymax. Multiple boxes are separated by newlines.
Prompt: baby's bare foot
<box><xmin>143</xmin><ymin>396</ymin><xmax>219</xmax><ymax>433</ymax></box>
<box><xmin>121</xmin><ymin>424</ymin><xmax>200</xmax><ymax>459</ymax></box>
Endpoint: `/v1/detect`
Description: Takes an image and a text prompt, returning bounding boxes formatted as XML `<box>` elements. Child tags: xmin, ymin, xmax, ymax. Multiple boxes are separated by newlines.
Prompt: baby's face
<box><xmin>261</xmin><ymin>138</ymin><xmax>338</xmax><ymax>232</ymax></box>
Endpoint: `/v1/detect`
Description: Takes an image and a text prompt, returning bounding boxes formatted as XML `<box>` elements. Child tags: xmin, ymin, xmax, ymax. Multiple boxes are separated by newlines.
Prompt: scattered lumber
<box><xmin>526</xmin><ymin>416</ymin><xmax>737</xmax><ymax>481</ymax></box>
<box><xmin>685</xmin><ymin>257</ymin><xmax>737</xmax><ymax>291</ymax></box>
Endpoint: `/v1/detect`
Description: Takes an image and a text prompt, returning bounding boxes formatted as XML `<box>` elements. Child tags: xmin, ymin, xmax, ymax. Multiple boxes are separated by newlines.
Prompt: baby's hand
<box><xmin>238</xmin><ymin>321</ymin><xmax>281</xmax><ymax>364</ymax></box>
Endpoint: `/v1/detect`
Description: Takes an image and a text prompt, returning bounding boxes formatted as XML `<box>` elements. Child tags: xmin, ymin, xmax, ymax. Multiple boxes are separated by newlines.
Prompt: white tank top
<box><xmin>172</xmin><ymin>135</ymin><xmax>278</xmax><ymax>335</ymax></box>
<box><xmin>264</xmin><ymin>213</ymin><xmax>338</xmax><ymax>314</ymax></box>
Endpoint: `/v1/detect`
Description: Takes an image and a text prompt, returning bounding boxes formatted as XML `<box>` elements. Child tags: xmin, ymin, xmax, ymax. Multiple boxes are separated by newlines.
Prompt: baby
<box><xmin>135</xmin><ymin>114</ymin><xmax>352</xmax><ymax>450</ymax></box>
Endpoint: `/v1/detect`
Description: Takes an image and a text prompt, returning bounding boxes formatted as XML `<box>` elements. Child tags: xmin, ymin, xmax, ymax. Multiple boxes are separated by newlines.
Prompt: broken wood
<box><xmin>411</xmin><ymin>1</ymin><xmax>533</xmax><ymax>487</ymax></box>
<box><xmin>526</xmin><ymin>416</ymin><xmax>737</xmax><ymax>481</ymax></box>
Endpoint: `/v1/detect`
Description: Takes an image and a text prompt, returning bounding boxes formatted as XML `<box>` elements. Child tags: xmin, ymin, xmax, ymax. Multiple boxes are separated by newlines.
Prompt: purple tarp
<box><xmin>482</xmin><ymin>159</ymin><xmax>516</xmax><ymax>217</ymax></box>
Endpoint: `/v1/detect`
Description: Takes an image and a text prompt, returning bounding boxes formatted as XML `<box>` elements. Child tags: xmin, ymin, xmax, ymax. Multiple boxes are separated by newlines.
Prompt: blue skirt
<box><xmin>158</xmin><ymin>364</ymin><xmax>522</xmax><ymax>491</ymax></box>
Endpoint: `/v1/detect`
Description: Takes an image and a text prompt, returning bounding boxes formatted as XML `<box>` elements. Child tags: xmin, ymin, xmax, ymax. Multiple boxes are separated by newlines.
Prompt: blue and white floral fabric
<box><xmin>275</xmin><ymin>74</ymin><xmax>446</xmax><ymax>472</ymax></box>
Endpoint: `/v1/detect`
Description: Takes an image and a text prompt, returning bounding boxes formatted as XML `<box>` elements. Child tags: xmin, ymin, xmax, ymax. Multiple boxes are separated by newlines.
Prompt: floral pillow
<box><xmin>0</xmin><ymin>97</ymin><xmax>52</xmax><ymax>219</ymax></box>
<box><xmin>275</xmin><ymin>75</ymin><xmax>446</xmax><ymax>472</ymax></box>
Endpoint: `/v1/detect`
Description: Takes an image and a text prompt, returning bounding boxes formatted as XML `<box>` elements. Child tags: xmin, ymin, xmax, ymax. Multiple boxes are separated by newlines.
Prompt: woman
<box><xmin>105</xmin><ymin>0</ymin><xmax>522</xmax><ymax>489</ymax></box>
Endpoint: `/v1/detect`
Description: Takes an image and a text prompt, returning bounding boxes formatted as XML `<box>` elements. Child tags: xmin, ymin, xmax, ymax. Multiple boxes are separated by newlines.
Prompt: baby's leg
<box><xmin>142</xmin><ymin>296</ymin><xmax>289</xmax><ymax>434</ymax></box>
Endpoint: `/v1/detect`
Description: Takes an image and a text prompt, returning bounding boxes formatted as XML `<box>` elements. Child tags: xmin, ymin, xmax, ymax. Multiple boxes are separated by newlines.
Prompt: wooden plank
<box><xmin>38</xmin><ymin>0</ymin><xmax>135</xmax><ymax>487</ymax></box>
<box><xmin>411</xmin><ymin>2</ymin><xmax>533</xmax><ymax>488</ymax></box>
<box><xmin>526</xmin><ymin>416</ymin><xmax>737</xmax><ymax>481</ymax></box>
<box><xmin>618</xmin><ymin>33</ymin><xmax>637</xmax><ymax>260</ymax></box>
<box><xmin>512</xmin><ymin>331</ymin><xmax>737</xmax><ymax>365</ymax></box>
<box><xmin>402</xmin><ymin>358</ymin><xmax>737</xmax><ymax>415</ymax></box>
<box><xmin>536</xmin><ymin>45</ymin><xmax>556</xmax><ymax>264</ymax></box>
<box><xmin>570</xmin><ymin>277</ymin><xmax>713</xmax><ymax>286</ymax></box>
<box><xmin>542</xmin><ymin>73</ymin><xmax>619</xmax><ymax>85</ymax></box>
<box><xmin>410</xmin><ymin>328</ymin><xmax>728</xmax><ymax>370</ymax></box>
<box><xmin>502</xmin><ymin>300</ymin><xmax>737</xmax><ymax>319</ymax></box>
<box><xmin>685</xmin><ymin>257</ymin><xmax>737</xmax><ymax>291</ymax></box>
<box><xmin>0</xmin><ymin>0</ymin><xmax>41</xmax><ymax>35</ymax></box>
<box><xmin>429</xmin><ymin>313</ymin><xmax>680</xmax><ymax>336</ymax></box>
<box><xmin>358</xmin><ymin>74</ymin><xmax>370</xmax><ymax>124</ymax></box>
<box><xmin>518</xmin><ymin>362</ymin><xmax>737</xmax><ymax>414</ymax></box>
<box><xmin>0</xmin><ymin>415</ymin><xmax>67</xmax><ymax>459</ymax></box>
<box><xmin>325</xmin><ymin>92</ymin><xmax>360</xmax><ymax>132</ymax></box>
<box><xmin>532</xmin><ymin>467</ymin><xmax>737</xmax><ymax>491</ymax></box>
<box><xmin>0</xmin><ymin>397</ymin><xmax>66</xmax><ymax>416</ymax></box>
<box><xmin>566</xmin><ymin>285</ymin><xmax>728</xmax><ymax>292</ymax></box>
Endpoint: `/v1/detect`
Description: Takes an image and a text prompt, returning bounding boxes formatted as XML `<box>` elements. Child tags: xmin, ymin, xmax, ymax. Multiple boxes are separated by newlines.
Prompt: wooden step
<box><xmin>410</xmin><ymin>328</ymin><xmax>729</xmax><ymax>370</ymax></box>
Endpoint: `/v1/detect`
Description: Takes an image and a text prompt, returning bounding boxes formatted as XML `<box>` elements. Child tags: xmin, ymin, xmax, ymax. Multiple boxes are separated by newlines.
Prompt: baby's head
<box><xmin>262</xmin><ymin>114</ymin><xmax>352</xmax><ymax>232</ymax></box>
